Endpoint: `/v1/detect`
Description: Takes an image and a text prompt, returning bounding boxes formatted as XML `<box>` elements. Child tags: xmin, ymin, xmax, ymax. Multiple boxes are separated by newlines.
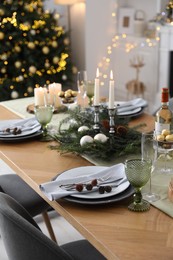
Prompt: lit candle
<box><xmin>93</xmin><ymin>68</ymin><xmax>100</xmax><ymax>106</ymax></box>
<box><xmin>108</xmin><ymin>70</ymin><xmax>115</xmax><ymax>109</ymax></box>
<box><xmin>48</xmin><ymin>82</ymin><xmax>62</xmax><ymax>107</ymax></box>
<box><xmin>34</xmin><ymin>87</ymin><xmax>47</xmax><ymax>106</ymax></box>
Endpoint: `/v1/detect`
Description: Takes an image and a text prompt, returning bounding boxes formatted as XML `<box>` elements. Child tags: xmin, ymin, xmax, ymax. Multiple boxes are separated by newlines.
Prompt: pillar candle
<box><xmin>93</xmin><ymin>68</ymin><xmax>100</xmax><ymax>106</ymax></box>
<box><xmin>48</xmin><ymin>82</ymin><xmax>62</xmax><ymax>107</ymax></box>
<box><xmin>108</xmin><ymin>70</ymin><xmax>115</xmax><ymax>109</ymax></box>
<box><xmin>34</xmin><ymin>87</ymin><xmax>47</xmax><ymax>106</ymax></box>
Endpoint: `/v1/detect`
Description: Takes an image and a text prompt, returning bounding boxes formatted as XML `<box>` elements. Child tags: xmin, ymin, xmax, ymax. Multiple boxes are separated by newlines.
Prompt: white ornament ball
<box><xmin>94</xmin><ymin>133</ymin><xmax>108</xmax><ymax>143</ymax></box>
<box><xmin>78</xmin><ymin>126</ymin><xmax>89</xmax><ymax>132</ymax></box>
<box><xmin>30</xmin><ymin>30</ymin><xmax>36</xmax><ymax>35</ymax></box>
<box><xmin>0</xmin><ymin>9</ymin><xmax>5</xmax><ymax>16</ymax></box>
<box><xmin>1</xmin><ymin>53</ymin><xmax>7</xmax><ymax>60</ymax></box>
<box><xmin>54</xmin><ymin>13</ymin><xmax>60</xmax><ymax>20</ymax></box>
<box><xmin>27</xmin><ymin>86</ymin><xmax>33</xmax><ymax>93</ymax></box>
<box><xmin>62</xmin><ymin>74</ymin><xmax>67</xmax><ymax>81</ymax></box>
<box><xmin>52</xmin><ymin>41</ymin><xmax>58</xmax><ymax>48</ymax></box>
<box><xmin>53</xmin><ymin>56</ymin><xmax>59</xmax><ymax>64</ymax></box>
<box><xmin>1</xmin><ymin>67</ymin><xmax>6</xmax><ymax>73</ymax></box>
<box><xmin>0</xmin><ymin>32</ymin><xmax>4</xmax><ymax>40</ymax></box>
<box><xmin>14</xmin><ymin>45</ymin><xmax>21</xmax><ymax>52</ymax></box>
<box><xmin>45</xmin><ymin>62</ymin><xmax>50</xmax><ymax>68</ymax></box>
<box><xmin>28</xmin><ymin>42</ymin><xmax>35</xmax><ymax>49</ymax></box>
<box><xmin>42</xmin><ymin>46</ymin><xmax>49</xmax><ymax>54</ymax></box>
<box><xmin>18</xmin><ymin>75</ymin><xmax>24</xmax><ymax>82</ymax></box>
<box><xmin>80</xmin><ymin>135</ymin><xmax>93</xmax><ymax>146</ymax></box>
<box><xmin>29</xmin><ymin>66</ymin><xmax>37</xmax><ymax>74</ymax></box>
<box><xmin>15</xmin><ymin>61</ymin><xmax>22</xmax><ymax>68</ymax></box>
<box><xmin>11</xmin><ymin>90</ymin><xmax>19</xmax><ymax>99</ymax></box>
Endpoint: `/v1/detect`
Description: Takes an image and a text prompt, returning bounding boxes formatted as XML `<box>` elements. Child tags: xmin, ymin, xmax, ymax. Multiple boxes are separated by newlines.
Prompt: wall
<box><xmin>85</xmin><ymin>0</ymin><xmax>168</xmax><ymax>113</ymax></box>
<box><xmin>44</xmin><ymin>0</ymin><xmax>85</xmax><ymax>73</ymax></box>
<box><xmin>45</xmin><ymin>0</ymin><xmax>169</xmax><ymax>113</ymax></box>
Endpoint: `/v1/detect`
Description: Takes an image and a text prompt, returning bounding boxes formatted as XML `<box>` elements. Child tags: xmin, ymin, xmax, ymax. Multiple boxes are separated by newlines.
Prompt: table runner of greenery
<box><xmin>49</xmin><ymin>106</ymin><xmax>144</xmax><ymax>161</ymax></box>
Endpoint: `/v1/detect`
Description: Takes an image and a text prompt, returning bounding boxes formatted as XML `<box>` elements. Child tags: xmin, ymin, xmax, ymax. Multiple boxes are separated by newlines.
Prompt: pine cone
<box><xmin>116</xmin><ymin>125</ymin><xmax>128</xmax><ymax>136</ymax></box>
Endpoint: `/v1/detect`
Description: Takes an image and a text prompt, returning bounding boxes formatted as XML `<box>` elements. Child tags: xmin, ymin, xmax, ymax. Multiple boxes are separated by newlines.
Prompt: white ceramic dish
<box><xmin>55</xmin><ymin>166</ymin><xmax>130</xmax><ymax>200</ymax></box>
<box><xmin>0</xmin><ymin>119</ymin><xmax>41</xmax><ymax>138</ymax></box>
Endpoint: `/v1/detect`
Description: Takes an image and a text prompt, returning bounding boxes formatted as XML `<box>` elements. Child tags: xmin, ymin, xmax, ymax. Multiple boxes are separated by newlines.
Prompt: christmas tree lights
<box><xmin>0</xmin><ymin>0</ymin><xmax>75</xmax><ymax>101</ymax></box>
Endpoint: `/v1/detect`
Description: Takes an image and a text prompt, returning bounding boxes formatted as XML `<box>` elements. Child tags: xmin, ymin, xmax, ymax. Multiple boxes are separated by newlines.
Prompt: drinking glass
<box><xmin>124</xmin><ymin>159</ymin><xmax>151</xmax><ymax>212</ymax></box>
<box><xmin>34</xmin><ymin>105</ymin><xmax>54</xmax><ymax>136</ymax></box>
<box><xmin>77</xmin><ymin>71</ymin><xmax>87</xmax><ymax>108</ymax></box>
<box><xmin>86</xmin><ymin>80</ymin><xmax>94</xmax><ymax>106</ymax></box>
<box><xmin>34</xmin><ymin>92</ymin><xmax>54</xmax><ymax>136</ymax></box>
<box><xmin>141</xmin><ymin>132</ymin><xmax>160</xmax><ymax>202</ymax></box>
<box><xmin>156</xmin><ymin>135</ymin><xmax>173</xmax><ymax>174</ymax></box>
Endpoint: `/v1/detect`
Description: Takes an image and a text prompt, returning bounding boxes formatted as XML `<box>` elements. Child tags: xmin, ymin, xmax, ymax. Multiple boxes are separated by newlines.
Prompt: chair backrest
<box><xmin>0</xmin><ymin>192</ymin><xmax>72</xmax><ymax>260</ymax></box>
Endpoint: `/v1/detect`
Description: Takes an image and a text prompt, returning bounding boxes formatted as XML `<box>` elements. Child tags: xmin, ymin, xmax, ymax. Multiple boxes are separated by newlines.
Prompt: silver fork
<box><xmin>60</xmin><ymin>177</ymin><xmax>124</xmax><ymax>191</ymax></box>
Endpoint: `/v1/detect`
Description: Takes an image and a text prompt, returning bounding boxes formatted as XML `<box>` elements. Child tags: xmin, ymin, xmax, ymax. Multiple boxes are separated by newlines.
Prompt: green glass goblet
<box><xmin>34</xmin><ymin>105</ymin><xmax>54</xmax><ymax>136</ymax></box>
<box><xmin>124</xmin><ymin>159</ymin><xmax>151</xmax><ymax>212</ymax></box>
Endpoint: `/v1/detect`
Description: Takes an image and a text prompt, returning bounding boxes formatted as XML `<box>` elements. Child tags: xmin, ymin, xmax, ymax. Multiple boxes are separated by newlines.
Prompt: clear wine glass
<box><xmin>124</xmin><ymin>158</ymin><xmax>151</xmax><ymax>212</ymax></box>
<box><xmin>141</xmin><ymin>132</ymin><xmax>160</xmax><ymax>202</ymax></box>
<box><xmin>86</xmin><ymin>80</ymin><xmax>94</xmax><ymax>106</ymax></box>
<box><xmin>77</xmin><ymin>71</ymin><xmax>87</xmax><ymax>109</ymax></box>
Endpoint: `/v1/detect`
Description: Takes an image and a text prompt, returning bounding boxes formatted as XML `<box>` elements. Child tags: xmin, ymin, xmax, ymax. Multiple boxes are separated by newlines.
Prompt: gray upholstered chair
<box><xmin>0</xmin><ymin>192</ymin><xmax>106</xmax><ymax>260</ymax></box>
<box><xmin>0</xmin><ymin>174</ymin><xmax>56</xmax><ymax>242</ymax></box>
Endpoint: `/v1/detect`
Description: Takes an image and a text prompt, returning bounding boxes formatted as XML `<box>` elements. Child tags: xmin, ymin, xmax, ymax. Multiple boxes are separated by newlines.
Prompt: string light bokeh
<box><xmin>97</xmin><ymin>3</ymin><xmax>162</xmax><ymax>87</ymax></box>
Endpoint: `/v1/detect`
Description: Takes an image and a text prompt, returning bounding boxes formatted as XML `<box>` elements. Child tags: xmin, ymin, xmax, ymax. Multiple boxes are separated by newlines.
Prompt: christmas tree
<box><xmin>0</xmin><ymin>0</ymin><xmax>75</xmax><ymax>101</ymax></box>
<box><xmin>165</xmin><ymin>0</ymin><xmax>173</xmax><ymax>23</ymax></box>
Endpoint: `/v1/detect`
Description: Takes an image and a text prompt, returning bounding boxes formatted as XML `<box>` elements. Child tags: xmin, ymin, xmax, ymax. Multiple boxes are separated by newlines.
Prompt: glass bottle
<box><xmin>155</xmin><ymin>88</ymin><xmax>172</xmax><ymax>134</ymax></box>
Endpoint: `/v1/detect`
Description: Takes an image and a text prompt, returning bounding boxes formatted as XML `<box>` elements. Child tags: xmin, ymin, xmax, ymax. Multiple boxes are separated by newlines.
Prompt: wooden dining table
<box><xmin>0</xmin><ymin>103</ymin><xmax>173</xmax><ymax>260</ymax></box>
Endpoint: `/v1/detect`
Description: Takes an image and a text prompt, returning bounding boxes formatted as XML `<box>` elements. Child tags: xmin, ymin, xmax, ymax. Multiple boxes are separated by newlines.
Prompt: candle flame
<box><xmin>110</xmin><ymin>70</ymin><xmax>113</xmax><ymax>80</ymax></box>
<box><xmin>96</xmin><ymin>68</ymin><xmax>99</xmax><ymax>78</ymax></box>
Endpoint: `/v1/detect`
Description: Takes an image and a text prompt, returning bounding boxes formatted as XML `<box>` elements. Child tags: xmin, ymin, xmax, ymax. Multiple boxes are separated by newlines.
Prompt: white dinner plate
<box><xmin>0</xmin><ymin>130</ymin><xmax>43</xmax><ymax>142</ymax></box>
<box><xmin>65</xmin><ymin>185</ymin><xmax>134</xmax><ymax>205</ymax></box>
<box><xmin>0</xmin><ymin>119</ymin><xmax>41</xmax><ymax>138</ymax></box>
<box><xmin>104</xmin><ymin>101</ymin><xmax>145</xmax><ymax>117</ymax></box>
<box><xmin>55</xmin><ymin>166</ymin><xmax>130</xmax><ymax>200</ymax></box>
<box><xmin>117</xmin><ymin>107</ymin><xmax>142</xmax><ymax>116</ymax></box>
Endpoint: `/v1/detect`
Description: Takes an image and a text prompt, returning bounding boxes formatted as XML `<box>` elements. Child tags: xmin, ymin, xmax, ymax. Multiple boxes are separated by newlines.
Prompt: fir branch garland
<box><xmin>49</xmin><ymin>106</ymin><xmax>145</xmax><ymax>160</ymax></box>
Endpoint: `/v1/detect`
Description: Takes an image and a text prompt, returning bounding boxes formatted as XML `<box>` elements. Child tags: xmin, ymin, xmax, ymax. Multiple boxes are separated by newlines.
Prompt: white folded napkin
<box><xmin>39</xmin><ymin>164</ymin><xmax>126</xmax><ymax>201</ymax></box>
<box><xmin>116</xmin><ymin>98</ymin><xmax>148</xmax><ymax>113</ymax></box>
<box><xmin>0</xmin><ymin>117</ymin><xmax>40</xmax><ymax>135</ymax></box>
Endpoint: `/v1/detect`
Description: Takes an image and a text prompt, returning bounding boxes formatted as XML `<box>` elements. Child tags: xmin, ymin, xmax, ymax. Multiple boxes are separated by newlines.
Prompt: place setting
<box><xmin>0</xmin><ymin>117</ymin><xmax>42</xmax><ymax>142</ymax></box>
<box><xmin>115</xmin><ymin>97</ymin><xmax>148</xmax><ymax>117</ymax></box>
<box><xmin>39</xmin><ymin>163</ymin><xmax>134</xmax><ymax>205</ymax></box>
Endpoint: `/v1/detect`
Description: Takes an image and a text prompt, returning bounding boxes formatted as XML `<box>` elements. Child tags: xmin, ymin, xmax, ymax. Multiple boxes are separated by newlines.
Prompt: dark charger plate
<box><xmin>64</xmin><ymin>185</ymin><xmax>134</xmax><ymax>205</ymax></box>
<box><xmin>0</xmin><ymin>130</ymin><xmax>43</xmax><ymax>143</ymax></box>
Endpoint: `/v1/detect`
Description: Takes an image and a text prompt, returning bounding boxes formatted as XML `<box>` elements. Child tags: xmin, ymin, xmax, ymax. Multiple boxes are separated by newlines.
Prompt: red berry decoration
<box><xmin>99</xmin><ymin>186</ymin><xmax>105</xmax><ymax>194</ymax></box>
<box><xmin>91</xmin><ymin>179</ymin><xmax>97</xmax><ymax>186</ymax></box>
<box><xmin>86</xmin><ymin>183</ymin><xmax>93</xmax><ymax>191</ymax></box>
<box><xmin>104</xmin><ymin>186</ymin><xmax>112</xmax><ymax>193</ymax></box>
<box><xmin>75</xmin><ymin>184</ymin><xmax>84</xmax><ymax>192</ymax></box>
